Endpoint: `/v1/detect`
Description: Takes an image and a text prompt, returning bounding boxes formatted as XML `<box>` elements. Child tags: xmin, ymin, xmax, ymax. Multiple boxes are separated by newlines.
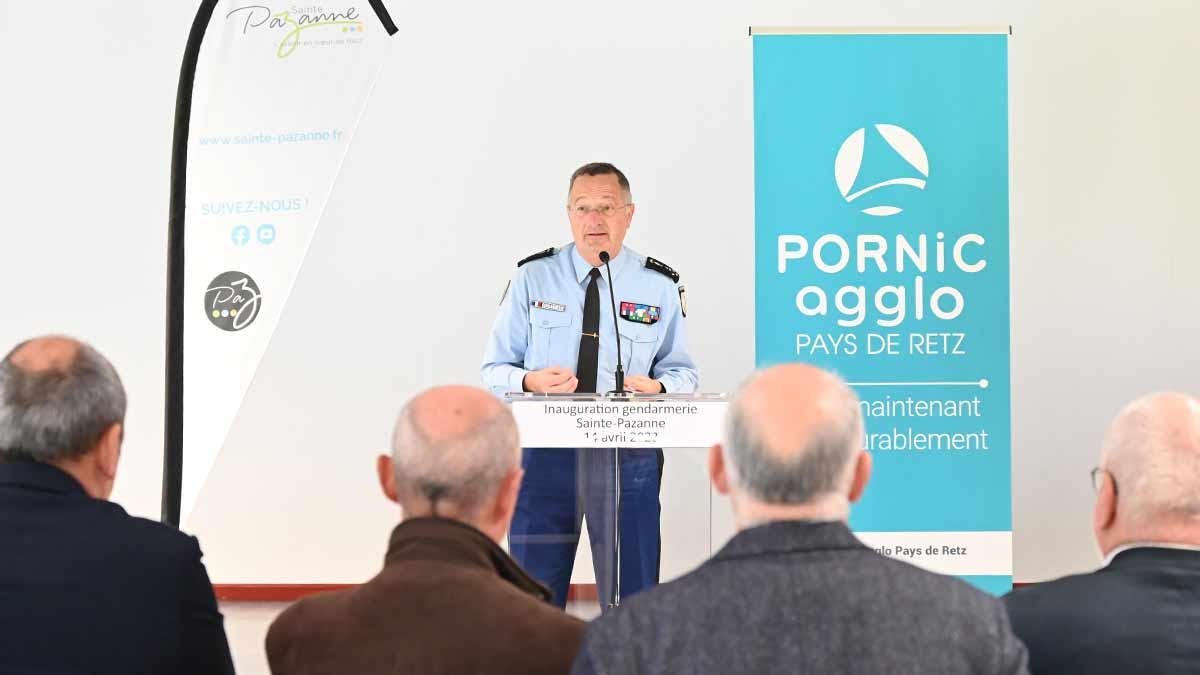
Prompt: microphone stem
<box><xmin>602</xmin><ymin>255</ymin><xmax>625</xmax><ymax>394</ymax></box>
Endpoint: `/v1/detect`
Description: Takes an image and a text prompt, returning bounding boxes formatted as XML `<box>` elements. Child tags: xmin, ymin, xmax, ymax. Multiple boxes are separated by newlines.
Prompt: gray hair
<box><xmin>1101</xmin><ymin>392</ymin><xmax>1200</xmax><ymax>525</ymax></box>
<box><xmin>390</xmin><ymin>401</ymin><xmax>520</xmax><ymax>517</ymax></box>
<box><xmin>0</xmin><ymin>339</ymin><xmax>126</xmax><ymax>462</ymax></box>
<box><xmin>723</xmin><ymin>371</ymin><xmax>863</xmax><ymax>505</ymax></box>
<box><xmin>568</xmin><ymin>162</ymin><xmax>633</xmax><ymax>202</ymax></box>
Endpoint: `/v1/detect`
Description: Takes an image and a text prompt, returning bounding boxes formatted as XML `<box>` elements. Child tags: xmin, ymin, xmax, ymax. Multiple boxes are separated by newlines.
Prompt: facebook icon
<box><xmin>231</xmin><ymin>225</ymin><xmax>250</xmax><ymax>246</ymax></box>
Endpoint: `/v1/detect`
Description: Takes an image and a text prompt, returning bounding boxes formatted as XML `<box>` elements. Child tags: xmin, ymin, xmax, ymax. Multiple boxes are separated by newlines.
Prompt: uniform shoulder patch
<box><xmin>644</xmin><ymin>256</ymin><xmax>680</xmax><ymax>283</ymax></box>
<box><xmin>517</xmin><ymin>247</ymin><xmax>556</xmax><ymax>267</ymax></box>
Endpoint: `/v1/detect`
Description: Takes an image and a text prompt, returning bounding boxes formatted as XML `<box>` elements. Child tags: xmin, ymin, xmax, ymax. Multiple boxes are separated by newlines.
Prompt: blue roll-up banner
<box><xmin>753</xmin><ymin>29</ymin><xmax>1012</xmax><ymax>593</ymax></box>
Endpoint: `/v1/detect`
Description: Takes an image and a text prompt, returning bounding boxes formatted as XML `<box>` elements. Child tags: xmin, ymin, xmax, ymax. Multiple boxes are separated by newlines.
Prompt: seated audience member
<box><xmin>266</xmin><ymin>385</ymin><xmax>585</xmax><ymax>675</ymax></box>
<box><xmin>1006</xmin><ymin>392</ymin><xmax>1200</xmax><ymax>674</ymax></box>
<box><xmin>0</xmin><ymin>336</ymin><xmax>234</xmax><ymax>675</ymax></box>
<box><xmin>571</xmin><ymin>363</ymin><xmax>1029</xmax><ymax>675</ymax></box>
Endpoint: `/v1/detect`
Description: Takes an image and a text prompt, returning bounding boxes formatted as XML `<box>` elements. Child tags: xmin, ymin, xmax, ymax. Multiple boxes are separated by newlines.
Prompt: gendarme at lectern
<box><xmin>505</xmin><ymin>392</ymin><xmax>726</xmax><ymax>607</ymax></box>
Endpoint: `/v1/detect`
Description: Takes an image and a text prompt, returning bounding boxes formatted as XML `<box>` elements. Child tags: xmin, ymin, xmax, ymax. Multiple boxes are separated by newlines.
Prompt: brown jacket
<box><xmin>266</xmin><ymin>517</ymin><xmax>585</xmax><ymax>675</ymax></box>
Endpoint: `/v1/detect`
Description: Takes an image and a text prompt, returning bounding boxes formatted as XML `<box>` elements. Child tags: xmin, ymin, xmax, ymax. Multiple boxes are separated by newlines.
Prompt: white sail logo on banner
<box><xmin>834</xmin><ymin>124</ymin><xmax>929</xmax><ymax>217</ymax></box>
<box><xmin>183</xmin><ymin>0</ymin><xmax>394</xmax><ymax>523</ymax></box>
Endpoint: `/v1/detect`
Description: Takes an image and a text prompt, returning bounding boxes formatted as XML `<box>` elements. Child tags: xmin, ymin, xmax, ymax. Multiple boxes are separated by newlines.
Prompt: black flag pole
<box><xmin>163</xmin><ymin>0</ymin><xmax>219</xmax><ymax>527</ymax></box>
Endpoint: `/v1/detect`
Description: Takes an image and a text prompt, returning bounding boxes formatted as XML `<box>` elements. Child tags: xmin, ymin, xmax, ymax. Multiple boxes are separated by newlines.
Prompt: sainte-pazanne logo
<box><xmin>205</xmin><ymin>272</ymin><xmax>262</xmax><ymax>332</ymax></box>
<box><xmin>226</xmin><ymin>5</ymin><xmax>367</xmax><ymax>59</ymax></box>
<box><xmin>834</xmin><ymin>124</ymin><xmax>929</xmax><ymax>217</ymax></box>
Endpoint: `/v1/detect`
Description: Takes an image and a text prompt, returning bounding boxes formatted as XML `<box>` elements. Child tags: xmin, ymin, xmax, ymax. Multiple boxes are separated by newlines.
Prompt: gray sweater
<box><xmin>572</xmin><ymin>520</ymin><xmax>1028</xmax><ymax>675</ymax></box>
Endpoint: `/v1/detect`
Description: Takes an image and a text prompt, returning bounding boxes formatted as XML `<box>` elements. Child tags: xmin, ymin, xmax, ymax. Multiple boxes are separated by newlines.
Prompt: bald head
<box><xmin>10</xmin><ymin>336</ymin><xmax>82</xmax><ymax>373</ymax></box>
<box><xmin>389</xmin><ymin>385</ymin><xmax>520</xmax><ymax>520</ymax></box>
<box><xmin>723</xmin><ymin>364</ymin><xmax>864</xmax><ymax>506</ymax></box>
<box><xmin>0</xmin><ymin>335</ymin><xmax>126</xmax><ymax>462</ymax></box>
<box><xmin>1100</xmin><ymin>392</ymin><xmax>1200</xmax><ymax>528</ymax></box>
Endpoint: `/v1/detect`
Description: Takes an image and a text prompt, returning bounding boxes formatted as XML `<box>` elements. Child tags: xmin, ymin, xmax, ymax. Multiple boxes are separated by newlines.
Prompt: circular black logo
<box><xmin>204</xmin><ymin>271</ymin><xmax>262</xmax><ymax>332</ymax></box>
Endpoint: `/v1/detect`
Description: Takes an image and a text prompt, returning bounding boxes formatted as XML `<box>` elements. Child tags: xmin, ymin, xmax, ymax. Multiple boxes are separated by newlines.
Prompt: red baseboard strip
<box><xmin>215</xmin><ymin>583</ymin><xmax>599</xmax><ymax>603</ymax></box>
<box><xmin>214</xmin><ymin>584</ymin><xmax>348</xmax><ymax>602</ymax></box>
<box><xmin>568</xmin><ymin>583</ymin><xmax>598</xmax><ymax>602</ymax></box>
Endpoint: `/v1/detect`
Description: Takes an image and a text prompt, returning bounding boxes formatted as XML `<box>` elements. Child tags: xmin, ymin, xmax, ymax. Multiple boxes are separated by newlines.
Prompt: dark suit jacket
<box><xmin>266</xmin><ymin>516</ymin><xmax>585</xmax><ymax>675</ymax></box>
<box><xmin>0</xmin><ymin>460</ymin><xmax>234</xmax><ymax>675</ymax></box>
<box><xmin>572</xmin><ymin>520</ymin><xmax>1028</xmax><ymax>675</ymax></box>
<box><xmin>1005</xmin><ymin>546</ymin><xmax>1200</xmax><ymax>674</ymax></box>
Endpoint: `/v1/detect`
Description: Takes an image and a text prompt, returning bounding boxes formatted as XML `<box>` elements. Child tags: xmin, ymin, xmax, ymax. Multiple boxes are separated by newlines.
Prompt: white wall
<box><xmin>1</xmin><ymin>0</ymin><xmax>1197</xmax><ymax>584</ymax></box>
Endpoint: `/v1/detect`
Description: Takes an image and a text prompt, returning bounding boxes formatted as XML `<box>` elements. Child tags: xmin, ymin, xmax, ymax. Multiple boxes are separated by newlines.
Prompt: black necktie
<box><xmin>576</xmin><ymin>268</ymin><xmax>602</xmax><ymax>393</ymax></box>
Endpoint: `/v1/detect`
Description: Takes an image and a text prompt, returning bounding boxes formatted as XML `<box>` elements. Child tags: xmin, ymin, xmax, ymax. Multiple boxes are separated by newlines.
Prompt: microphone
<box><xmin>599</xmin><ymin>250</ymin><xmax>625</xmax><ymax>394</ymax></box>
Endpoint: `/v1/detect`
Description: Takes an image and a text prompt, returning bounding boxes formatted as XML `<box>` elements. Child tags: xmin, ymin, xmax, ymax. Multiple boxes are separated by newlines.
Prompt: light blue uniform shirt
<box><xmin>482</xmin><ymin>243</ymin><xmax>698</xmax><ymax>396</ymax></box>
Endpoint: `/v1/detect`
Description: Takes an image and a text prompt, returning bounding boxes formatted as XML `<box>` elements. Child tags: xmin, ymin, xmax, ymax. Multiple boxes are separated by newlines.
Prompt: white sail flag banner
<box><xmin>182</xmin><ymin>1</ymin><xmax>396</xmax><ymax>523</ymax></box>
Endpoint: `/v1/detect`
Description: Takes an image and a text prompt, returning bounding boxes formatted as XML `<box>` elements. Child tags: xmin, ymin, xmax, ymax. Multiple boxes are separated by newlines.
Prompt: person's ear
<box><xmin>94</xmin><ymin>423</ymin><xmax>123</xmax><ymax>499</ymax></box>
<box><xmin>709</xmin><ymin>444</ymin><xmax>731</xmax><ymax>496</ymax></box>
<box><xmin>1093</xmin><ymin>470</ymin><xmax>1118</xmax><ymax>535</ymax></box>
<box><xmin>847</xmin><ymin>450</ymin><xmax>872</xmax><ymax>504</ymax></box>
<box><xmin>377</xmin><ymin>455</ymin><xmax>399</xmax><ymax>503</ymax></box>
<box><xmin>492</xmin><ymin>467</ymin><xmax>524</xmax><ymax>529</ymax></box>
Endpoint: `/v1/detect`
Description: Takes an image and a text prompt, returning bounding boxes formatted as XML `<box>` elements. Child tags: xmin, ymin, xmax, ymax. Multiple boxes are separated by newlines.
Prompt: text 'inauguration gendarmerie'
<box><xmin>543</xmin><ymin>403</ymin><xmax>701</xmax><ymax>417</ymax></box>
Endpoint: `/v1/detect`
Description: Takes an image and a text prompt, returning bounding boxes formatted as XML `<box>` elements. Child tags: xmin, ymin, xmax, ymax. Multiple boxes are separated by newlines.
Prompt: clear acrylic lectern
<box><xmin>504</xmin><ymin>392</ymin><xmax>727</xmax><ymax>608</ymax></box>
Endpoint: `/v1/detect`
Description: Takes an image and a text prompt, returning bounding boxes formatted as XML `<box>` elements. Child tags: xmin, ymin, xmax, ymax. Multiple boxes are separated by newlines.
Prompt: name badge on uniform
<box><xmin>531</xmin><ymin>300</ymin><xmax>566</xmax><ymax>312</ymax></box>
<box><xmin>620</xmin><ymin>301</ymin><xmax>660</xmax><ymax>325</ymax></box>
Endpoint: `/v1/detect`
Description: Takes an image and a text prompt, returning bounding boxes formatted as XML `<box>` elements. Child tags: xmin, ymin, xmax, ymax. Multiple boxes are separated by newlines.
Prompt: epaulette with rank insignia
<box><xmin>517</xmin><ymin>247</ymin><xmax>556</xmax><ymax>267</ymax></box>
<box><xmin>644</xmin><ymin>256</ymin><xmax>680</xmax><ymax>283</ymax></box>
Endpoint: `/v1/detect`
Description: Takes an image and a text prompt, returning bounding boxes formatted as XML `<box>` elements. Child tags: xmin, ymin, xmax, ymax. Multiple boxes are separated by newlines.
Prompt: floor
<box><xmin>222</xmin><ymin>601</ymin><xmax>602</xmax><ymax>674</ymax></box>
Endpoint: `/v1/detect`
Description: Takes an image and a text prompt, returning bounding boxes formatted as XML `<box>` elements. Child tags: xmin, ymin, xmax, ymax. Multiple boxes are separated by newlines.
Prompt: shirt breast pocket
<box><xmin>620</xmin><ymin>324</ymin><xmax>660</xmax><ymax>377</ymax></box>
<box><xmin>527</xmin><ymin>308</ymin><xmax>572</xmax><ymax>371</ymax></box>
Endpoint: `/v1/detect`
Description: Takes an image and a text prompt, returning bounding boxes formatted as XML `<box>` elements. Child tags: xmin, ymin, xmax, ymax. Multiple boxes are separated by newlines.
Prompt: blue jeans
<box><xmin>508</xmin><ymin>447</ymin><xmax>662</xmax><ymax>610</ymax></box>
